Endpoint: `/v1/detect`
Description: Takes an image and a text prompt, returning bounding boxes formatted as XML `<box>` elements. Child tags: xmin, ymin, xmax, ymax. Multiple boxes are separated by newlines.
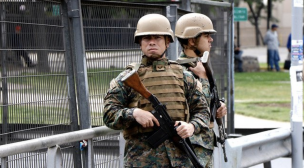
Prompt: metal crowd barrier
<box><xmin>0</xmin><ymin>126</ymin><xmax>293</xmax><ymax>168</ymax></box>
<box><xmin>223</xmin><ymin>127</ymin><xmax>292</xmax><ymax>168</ymax></box>
<box><xmin>0</xmin><ymin>126</ymin><xmax>121</xmax><ymax>168</ymax></box>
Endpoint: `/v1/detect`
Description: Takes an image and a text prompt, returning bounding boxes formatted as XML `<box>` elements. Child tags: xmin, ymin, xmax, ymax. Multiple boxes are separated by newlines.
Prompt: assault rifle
<box><xmin>121</xmin><ymin>70</ymin><xmax>204</xmax><ymax>168</ymax></box>
<box><xmin>176</xmin><ymin>51</ymin><xmax>228</xmax><ymax>162</ymax></box>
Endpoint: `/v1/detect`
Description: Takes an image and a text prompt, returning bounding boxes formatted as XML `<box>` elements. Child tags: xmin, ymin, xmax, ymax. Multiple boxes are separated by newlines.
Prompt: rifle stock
<box><xmin>121</xmin><ymin>69</ymin><xmax>204</xmax><ymax>168</ymax></box>
<box><xmin>122</xmin><ymin>69</ymin><xmax>151</xmax><ymax>99</ymax></box>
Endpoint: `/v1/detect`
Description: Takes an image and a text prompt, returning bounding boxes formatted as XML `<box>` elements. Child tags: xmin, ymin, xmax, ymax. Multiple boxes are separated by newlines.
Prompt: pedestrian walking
<box><xmin>264</xmin><ymin>24</ymin><xmax>280</xmax><ymax>71</ymax></box>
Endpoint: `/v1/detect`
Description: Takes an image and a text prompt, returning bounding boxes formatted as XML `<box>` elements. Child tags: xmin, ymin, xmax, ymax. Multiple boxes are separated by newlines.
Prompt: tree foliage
<box><xmin>244</xmin><ymin>0</ymin><xmax>282</xmax><ymax>46</ymax></box>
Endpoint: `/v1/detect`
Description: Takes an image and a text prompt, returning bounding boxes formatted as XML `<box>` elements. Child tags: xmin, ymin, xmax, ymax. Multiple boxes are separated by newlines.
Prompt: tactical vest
<box><xmin>123</xmin><ymin>60</ymin><xmax>189</xmax><ymax>136</ymax></box>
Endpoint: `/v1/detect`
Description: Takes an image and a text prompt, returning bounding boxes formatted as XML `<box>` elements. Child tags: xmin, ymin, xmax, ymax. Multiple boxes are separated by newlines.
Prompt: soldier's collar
<box><xmin>179</xmin><ymin>51</ymin><xmax>198</xmax><ymax>59</ymax></box>
<box><xmin>141</xmin><ymin>55</ymin><xmax>169</xmax><ymax>66</ymax></box>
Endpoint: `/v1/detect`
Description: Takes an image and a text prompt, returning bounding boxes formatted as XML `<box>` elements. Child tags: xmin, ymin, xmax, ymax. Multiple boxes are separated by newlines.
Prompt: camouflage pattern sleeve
<box><xmin>183</xmin><ymin>70</ymin><xmax>210</xmax><ymax>134</ymax></box>
<box><xmin>199</xmin><ymin>78</ymin><xmax>211</xmax><ymax>106</ymax></box>
<box><xmin>103</xmin><ymin>70</ymin><xmax>137</xmax><ymax>130</ymax></box>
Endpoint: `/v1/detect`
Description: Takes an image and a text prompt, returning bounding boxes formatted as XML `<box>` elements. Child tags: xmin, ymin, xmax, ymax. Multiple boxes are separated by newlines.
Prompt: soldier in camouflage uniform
<box><xmin>103</xmin><ymin>13</ymin><xmax>212</xmax><ymax>168</ymax></box>
<box><xmin>175</xmin><ymin>13</ymin><xmax>228</xmax><ymax>168</ymax></box>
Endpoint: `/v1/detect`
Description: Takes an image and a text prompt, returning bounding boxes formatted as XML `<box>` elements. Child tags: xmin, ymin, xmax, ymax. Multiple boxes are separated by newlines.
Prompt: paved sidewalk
<box><xmin>234</xmin><ymin>114</ymin><xmax>291</xmax><ymax>128</ymax></box>
<box><xmin>242</xmin><ymin>46</ymin><xmax>289</xmax><ymax>63</ymax></box>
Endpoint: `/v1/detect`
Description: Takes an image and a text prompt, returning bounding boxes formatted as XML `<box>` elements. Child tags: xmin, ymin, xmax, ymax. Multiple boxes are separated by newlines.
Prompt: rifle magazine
<box><xmin>146</xmin><ymin>127</ymin><xmax>169</xmax><ymax>148</ymax></box>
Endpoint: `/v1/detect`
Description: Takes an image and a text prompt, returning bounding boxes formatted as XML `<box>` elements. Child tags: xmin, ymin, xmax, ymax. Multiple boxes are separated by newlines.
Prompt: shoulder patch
<box><xmin>126</xmin><ymin>62</ymin><xmax>141</xmax><ymax>71</ymax></box>
<box><xmin>126</xmin><ymin>62</ymin><xmax>137</xmax><ymax>70</ymax></box>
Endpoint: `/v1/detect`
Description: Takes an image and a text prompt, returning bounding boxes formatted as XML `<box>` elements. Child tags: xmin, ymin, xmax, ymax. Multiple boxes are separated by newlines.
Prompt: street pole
<box><xmin>290</xmin><ymin>1</ymin><xmax>303</xmax><ymax>168</ymax></box>
<box><xmin>67</xmin><ymin>0</ymin><xmax>93</xmax><ymax>167</ymax></box>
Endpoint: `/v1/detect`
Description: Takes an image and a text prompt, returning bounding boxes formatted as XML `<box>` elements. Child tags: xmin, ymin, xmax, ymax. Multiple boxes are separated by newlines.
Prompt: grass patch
<box><xmin>87</xmin><ymin>68</ymin><xmax>123</xmax><ymax>93</ymax></box>
<box><xmin>0</xmin><ymin>106</ymin><xmax>70</xmax><ymax>124</ymax></box>
<box><xmin>235</xmin><ymin>102</ymin><xmax>291</xmax><ymax>122</ymax></box>
<box><xmin>0</xmin><ymin>105</ymin><xmax>104</xmax><ymax>125</ymax></box>
<box><xmin>259</xmin><ymin>62</ymin><xmax>284</xmax><ymax>70</ymax></box>
<box><xmin>234</xmin><ymin>70</ymin><xmax>303</xmax><ymax>122</ymax></box>
<box><xmin>1</xmin><ymin>68</ymin><xmax>124</xmax><ymax>124</ymax></box>
<box><xmin>6</xmin><ymin>68</ymin><xmax>124</xmax><ymax>94</ymax></box>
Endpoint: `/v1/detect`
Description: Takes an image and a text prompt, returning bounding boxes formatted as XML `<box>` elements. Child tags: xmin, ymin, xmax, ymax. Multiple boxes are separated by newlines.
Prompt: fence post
<box><xmin>61</xmin><ymin>1</ymin><xmax>82</xmax><ymax>168</ymax></box>
<box><xmin>66</xmin><ymin>0</ymin><xmax>93</xmax><ymax>167</ymax></box>
<box><xmin>119</xmin><ymin>132</ymin><xmax>125</xmax><ymax>168</ymax></box>
<box><xmin>0</xmin><ymin>3</ymin><xmax>8</xmax><ymax>168</ymax></box>
<box><xmin>47</xmin><ymin>145</ymin><xmax>63</xmax><ymax>168</ymax></box>
<box><xmin>263</xmin><ymin>162</ymin><xmax>272</xmax><ymax>168</ymax></box>
<box><xmin>166</xmin><ymin>5</ymin><xmax>178</xmax><ymax>61</ymax></box>
<box><xmin>227</xmin><ymin>1</ymin><xmax>235</xmax><ymax>134</ymax></box>
<box><xmin>290</xmin><ymin>0</ymin><xmax>303</xmax><ymax>167</ymax></box>
<box><xmin>180</xmin><ymin>0</ymin><xmax>191</xmax><ymax>11</ymax></box>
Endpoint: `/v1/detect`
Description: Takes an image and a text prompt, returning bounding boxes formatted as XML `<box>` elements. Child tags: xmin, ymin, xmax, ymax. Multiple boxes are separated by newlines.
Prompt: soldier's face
<box><xmin>140</xmin><ymin>35</ymin><xmax>169</xmax><ymax>60</ymax></box>
<box><xmin>196</xmin><ymin>33</ymin><xmax>213</xmax><ymax>54</ymax></box>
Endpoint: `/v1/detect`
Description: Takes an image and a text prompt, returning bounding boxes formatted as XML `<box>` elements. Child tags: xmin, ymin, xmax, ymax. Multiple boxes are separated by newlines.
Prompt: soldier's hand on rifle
<box><xmin>174</xmin><ymin>121</ymin><xmax>194</xmax><ymax>139</ymax></box>
<box><xmin>188</xmin><ymin>61</ymin><xmax>208</xmax><ymax>79</ymax></box>
<box><xmin>216</xmin><ymin>102</ymin><xmax>227</xmax><ymax>118</ymax></box>
<box><xmin>133</xmin><ymin>108</ymin><xmax>160</xmax><ymax>128</ymax></box>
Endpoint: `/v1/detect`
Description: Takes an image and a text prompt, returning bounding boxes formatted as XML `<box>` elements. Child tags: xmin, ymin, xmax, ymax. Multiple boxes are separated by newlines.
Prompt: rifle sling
<box><xmin>176</xmin><ymin>58</ymin><xmax>199</xmax><ymax>64</ymax></box>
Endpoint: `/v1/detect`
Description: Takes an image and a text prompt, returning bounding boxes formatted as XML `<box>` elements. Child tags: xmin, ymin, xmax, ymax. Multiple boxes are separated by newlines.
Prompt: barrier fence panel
<box><xmin>0</xmin><ymin>0</ymin><xmax>80</xmax><ymax>167</ymax></box>
<box><xmin>80</xmin><ymin>2</ymin><xmax>168</xmax><ymax>167</ymax></box>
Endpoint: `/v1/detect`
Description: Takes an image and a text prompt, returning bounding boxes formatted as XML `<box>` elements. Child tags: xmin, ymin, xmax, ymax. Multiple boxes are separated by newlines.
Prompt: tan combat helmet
<box><xmin>134</xmin><ymin>13</ymin><xmax>174</xmax><ymax>44</ymax></box>
<box><xmin>175</xmin><ymin>13</ymin><xmax>216</xmax><ymax>39</ymax></box>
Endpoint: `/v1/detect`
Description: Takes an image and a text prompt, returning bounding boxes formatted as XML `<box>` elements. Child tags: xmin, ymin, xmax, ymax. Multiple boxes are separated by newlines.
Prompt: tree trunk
<box><xmin>255</xmin><ymin>19</ymin><xmax>260</xmax><ymax>46</ymax></box>
<box><xmin>246</xmin><ymin>1</ymin><xmax>265</xmax><ymax>46</ymax></box>
<box><xmin>30</xmin><ymin>2</ymin><xmax>50</xmax><ymax>73</ymax></box>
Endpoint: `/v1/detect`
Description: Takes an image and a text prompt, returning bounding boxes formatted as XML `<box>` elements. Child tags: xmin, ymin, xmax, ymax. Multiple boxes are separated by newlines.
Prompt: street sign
<box><xmin>234</xmin><ymin>7</ymin><xmax>248</xmax><ymax>22</ymax></box>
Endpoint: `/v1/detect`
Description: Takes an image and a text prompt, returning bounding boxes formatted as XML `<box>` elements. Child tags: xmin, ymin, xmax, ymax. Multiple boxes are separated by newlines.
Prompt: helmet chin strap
<box><xmin>194</xmin><ymin>49</ymin><xmax>202</xmax><ymax>57</ymax></box>
<box><xmin>160</xmin><ymin>37</ymin><xmax>169</xmax><ymax>58</ymax></box>
<box><xmin>148</xmin><ymin>46</ymin><xmax>167</xmax><ymax>61</ymax></box>
<box><xmin>191</xmin><ymin>37</ymin><xmax>202</xmax><ymax>57</ymax></box>
<box><xmin>161</xmin><ymin>48</ymin><xmax>167</xmax><ymax>57</ymax></box>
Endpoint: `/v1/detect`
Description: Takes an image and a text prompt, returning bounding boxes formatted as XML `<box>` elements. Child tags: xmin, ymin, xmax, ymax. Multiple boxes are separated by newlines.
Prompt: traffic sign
<box><xmin>234</xmin><ymin>7</ymin><xmax>248</xmax><ymax>22</ymax></box>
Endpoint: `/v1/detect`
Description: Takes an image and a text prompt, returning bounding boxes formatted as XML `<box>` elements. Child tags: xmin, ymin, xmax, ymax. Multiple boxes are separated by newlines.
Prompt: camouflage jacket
<box><xmin>103</xmin><ymin>56</ymin><xmax>211</xmax><ymax>167</ymax></box>
<box><xmin>177</xmin><ymin>52</ymin><xmax>212</xmax><ymax>105</ymax></box>
<box><xmin>178</xmin><ymin>51</ymin><xmax>215</xmax><ymax>153</ymax></box>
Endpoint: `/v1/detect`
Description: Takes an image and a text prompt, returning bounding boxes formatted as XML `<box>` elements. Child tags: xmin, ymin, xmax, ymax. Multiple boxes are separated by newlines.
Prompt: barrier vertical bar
<box><xmin>227</xmin><ymin>0</ymin><xmax>235</xmax><ymax>134</ymax></box>
<box><xmin>181</xmin><ymin>0</ymin><xmax>191</xmax><ymax>11</ymax></box>
<box><xmin>0</xmin><ymin>3</ymin><xmax>8</xmax><ymax>168</ymax></box>
<box><xmin>67</xmin><ymin>0</ymin><xmax>93</xmax><ymax>167</ymax></box>
<box><xmin>61</xmin><ymin>1</ymin><xmax>82</xmax><ymax>168</ymax></box>
<box><xmin>47</xmin><ymin>145</ymin><xmax>63</xmax><ymax>168</ymax></box>
<box><xmin>166</xmin><ymin>5</ymin><xmax>178</xmax><ymax>61</ymax></box>
<box><xmin>119</xmin><ymin>132</ymin><xmax>125</xmax><ymax>168</ymax></box>
<box><xmin>290</xmin><ymin>0</ymin><xmax>303</xmax><ymax>168</ymax></box>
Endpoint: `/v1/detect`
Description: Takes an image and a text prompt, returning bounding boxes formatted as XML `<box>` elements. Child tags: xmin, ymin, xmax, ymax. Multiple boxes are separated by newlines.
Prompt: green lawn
<box><xmin>234</xmin><ymin>70</ymin><xmax>303</xmax><ymax>122</ymax></box>
<box><xmin>3</xmin><ymin>65</ymin><xmax>301</xmax><ymax>123</ymax></box>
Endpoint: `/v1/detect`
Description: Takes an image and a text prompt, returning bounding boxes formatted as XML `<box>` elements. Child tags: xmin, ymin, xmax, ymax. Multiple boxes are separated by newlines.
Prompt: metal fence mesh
<box><xmin>81</xmin><ymin>2</ymin><xmax>166</xmax><ymax>127</ymax></box>
<box><xmin>0</xmin><ymin>0</ymin><xmax>69</xmax><ymax>137</ymax></box>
